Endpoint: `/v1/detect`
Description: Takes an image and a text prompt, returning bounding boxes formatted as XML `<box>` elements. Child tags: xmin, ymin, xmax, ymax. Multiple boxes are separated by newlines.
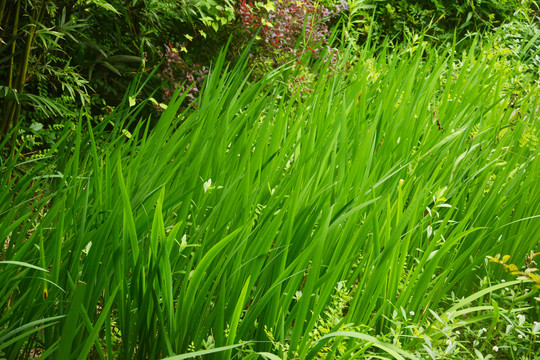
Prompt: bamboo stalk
<box><xmin>6</xmin><ymin>2</ymin><xmax>44</xmax><ymax>150</ymax></box>
<box><xmin>1</xmin><ymin>1</ymin><xmax>47</xmax><ymax>139</ymax></box>
<box><xmin>15</xmin><ymin>9</ymin><xmax>38</xmax><ymax>93</ymax></box>
<box><xmin>0</xmin><ymin>0</ymin><xmax>7</xmax><ymax>28</ymax></box>
<box><xmin>0</xmin><ymin>0</ymin><xmax>20</xmax><ymax>137</ymax></box>
<box><xmin>8</xmin><ymin>0</ymin><xmax>19</xmax><ymax>89</ymax></box>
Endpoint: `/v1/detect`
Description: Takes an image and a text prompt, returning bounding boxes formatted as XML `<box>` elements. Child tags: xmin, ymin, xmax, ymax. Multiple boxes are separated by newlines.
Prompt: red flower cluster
<box><xmin>239</xmin><ymin>1</ymin><xmax>261</xmax><ymax>28</ymax></box>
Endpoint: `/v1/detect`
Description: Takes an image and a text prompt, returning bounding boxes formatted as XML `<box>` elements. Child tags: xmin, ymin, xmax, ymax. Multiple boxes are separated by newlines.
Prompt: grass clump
<box><xmin>1</xmin><ymin>39</ymin><xmax>539</xmax><ymax>359</ymax></box>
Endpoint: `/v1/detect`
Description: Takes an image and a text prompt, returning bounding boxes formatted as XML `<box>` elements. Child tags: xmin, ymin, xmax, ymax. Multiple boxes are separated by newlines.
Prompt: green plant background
<box><xmin>1</xmin><ymin>1</ymin><xmax>539</xmax><ymax>359</ymax></box>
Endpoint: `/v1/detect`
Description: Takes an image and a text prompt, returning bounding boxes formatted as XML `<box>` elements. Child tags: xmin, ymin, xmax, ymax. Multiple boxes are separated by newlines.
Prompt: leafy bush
<box><xmin>490</xmin><ymin>18</ymin><xmax>540</xmax><ymax>80</ymax></box>
<box><xmin>157</xmin><ymin>0</ymin><xmax>346</xmax><ymax>105</ymax></box>
<box><xmin>329</xmin><ymin>0</ymin><xmax>536</xmax><ymax>49</ymax></box>
<box><xmin>237</xmin><ymin>0</ymin><xmax>341</xmax><ymax>75</ymax></box>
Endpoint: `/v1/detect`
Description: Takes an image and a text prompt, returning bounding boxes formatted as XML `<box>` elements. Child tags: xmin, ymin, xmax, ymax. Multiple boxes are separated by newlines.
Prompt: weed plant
<box><xmin>1</xmin><ymin>40</ymin><xmax>539</xmax><ymax>359</ymax></box>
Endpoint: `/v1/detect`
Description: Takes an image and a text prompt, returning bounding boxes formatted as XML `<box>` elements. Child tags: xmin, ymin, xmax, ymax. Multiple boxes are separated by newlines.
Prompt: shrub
<box><xmin>330</xmin><ymin>0</ymin><xmax>536</xmax><ymax>49</ymax></box>
<box><xmin>237</xmin><ymin>0</ymin><xmax>341</xmax><ymax>75</ymax></box>
<box><xmin>159</xmin><ymin>43</ymin><xmax>209</xmax><ymax>107</ymax></box>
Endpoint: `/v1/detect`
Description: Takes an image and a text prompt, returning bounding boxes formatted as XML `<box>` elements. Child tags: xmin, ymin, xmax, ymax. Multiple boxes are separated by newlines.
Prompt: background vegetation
<box><xmin>1</xmin><ymin>0</ymin><xmax>539</xmax><ymax>359</ymax></box>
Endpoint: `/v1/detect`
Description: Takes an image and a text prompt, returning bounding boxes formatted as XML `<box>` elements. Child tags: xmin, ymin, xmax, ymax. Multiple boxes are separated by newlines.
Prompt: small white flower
<box><xmin>455</xmin><ymin>330</ymin><xmax>460</xmax><ymax>335</ymax></box>
<box><xmin>493</xmin><ymin>346</ymin><xmax>499</xmax><ymax>352</ymax></box>
<box><xmin>203</xmin><ymin>178</ymin><xmax>212</xmax><ymax>192</ymax></box>
<box><xmin>501</xmin><ymin>279</ymin><xmax>506</xmax><ymax>283</ymax></box>
<box><xmin>409</xmin><ymin>311</ymin><xmax>415</xmax><ymax>316</ymax></box>
<box><xmin>180</xmin><ymin>234</ymin><xmax>187</xmax><ymax>250</ymax></box>
<box><xmin>518</xmin><ymin>334</ymin><xmax>523</xmax><ymax>339</ymax></box>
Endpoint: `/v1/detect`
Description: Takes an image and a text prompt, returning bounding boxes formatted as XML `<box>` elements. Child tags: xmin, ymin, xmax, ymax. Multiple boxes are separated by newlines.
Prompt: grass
<box><xmin>1</xmin><ymin>40</ymin><xmax>539</xmax><ymax>359</ymax></box>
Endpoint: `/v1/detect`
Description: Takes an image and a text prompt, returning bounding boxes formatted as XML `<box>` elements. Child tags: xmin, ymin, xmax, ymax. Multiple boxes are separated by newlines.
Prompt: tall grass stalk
<box><xmin>1</xmin><ymin>42</ymin><xmax>539</xmax><ymax>359</ymax></box>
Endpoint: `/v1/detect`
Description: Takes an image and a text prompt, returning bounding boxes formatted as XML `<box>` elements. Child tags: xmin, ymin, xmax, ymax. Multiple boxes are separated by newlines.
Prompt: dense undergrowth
<box><xmin>1</xmin><ymin>35</ymin><xmax>539</xmax><ymax>359</ymax></box>
<box><xmin>2</xmin><ymin>0</ymin><xmax>540</xmax><ymax>152</ymax></box>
